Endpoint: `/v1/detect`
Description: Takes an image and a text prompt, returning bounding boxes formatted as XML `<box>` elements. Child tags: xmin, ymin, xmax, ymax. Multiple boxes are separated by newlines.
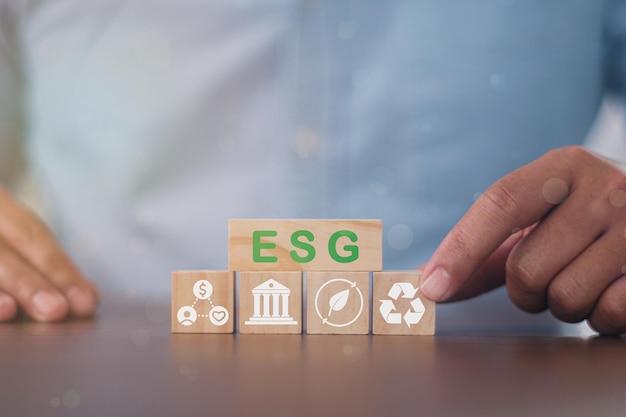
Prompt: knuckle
<box><xmin>11</xmin><ymin>273</ymin><xmax>39</xmax><ymax>301</ymax></box>
<box><xmin>40</xmin><ymin>251</ymin><xmax>72</xmax><ymax>284</ymax></box>
<box><xmin>479</xmin><ymin>180</ymin><xmax>523</xmax><ymax>224</ymax></box>
<box><xmin>8</xmin><ymin>220</ymin><xmax>48</xmax><ymax>250</ymax></box>
<box><xmin>552</xmin><ymin>145</ymin><xmax>591</xmax><ymax>162</ymax></box>
<box><xmin>447</xmin><ymin>223</ymin><xmax>482</xmax><ymax>253</ymax></box>
<box><xmin>505</xmin><ymin>256</ymin><xmax>541</xmax><ymax>294</ymax></box>
<box><xmin>0</xmin><ymin>253</ymin><xmax>35</xmax><ymax>301</ymax></box>
<box><xmin>592</xmin><ymin>297</ymin><xmax>626</xmax><ymax>334</ymax></box>
<box><xmin>505</xmin><ymin>257</ymin><xmax>547</xmax><ymax>313</ymax></box>
<box><xmin>546</xmin><ymin>281</ymin><xmax>587</xmax><ymax>323</ymax></box>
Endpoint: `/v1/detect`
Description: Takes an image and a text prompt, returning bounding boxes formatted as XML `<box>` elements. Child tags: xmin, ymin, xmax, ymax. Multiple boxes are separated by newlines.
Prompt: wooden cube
<box><xmin>229</xmin><ymin>219</ymin><xmax>382</xmax><ymax>271</ymax></box>
<box><xmin>172</xmin><ymin>270</ymin><xmax>235</xmax><ymax>333</ymax></box>
<box><xmin>372</xmin><ymin>271</ymin><xmax>435</xmax><ymax>335</ymax></box>
<box><xmin>306</xmin><ymin>271</ymin><xmax>370</xmax><ymax>335</ymax></box>
<box><xmin>239</xmin><ymin>271</ymin><xmax>303</xmax><ymax>334</ymax></box>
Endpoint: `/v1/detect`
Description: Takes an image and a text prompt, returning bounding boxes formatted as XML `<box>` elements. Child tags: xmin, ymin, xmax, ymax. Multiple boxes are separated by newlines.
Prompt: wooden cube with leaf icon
<box><xmin>306</xmin><ymin>272</ymin><xmax>370</xmax><ymax>334</ymax></box>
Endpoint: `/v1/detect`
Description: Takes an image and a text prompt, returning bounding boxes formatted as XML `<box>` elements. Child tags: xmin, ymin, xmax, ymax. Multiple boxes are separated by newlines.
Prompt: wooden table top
<box><xmin>1</xmin><ymin>296</ymin><xmax>624</xmax><ymax>417</ymax></box>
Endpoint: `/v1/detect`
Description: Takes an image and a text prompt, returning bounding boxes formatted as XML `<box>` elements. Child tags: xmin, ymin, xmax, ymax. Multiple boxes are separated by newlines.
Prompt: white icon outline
<box><xmin>176</xmin><ymin>279</ymin><xmax>230</xmax><ymax>327</ymax></box>
<box><xmin>209</xmin><ymin>306</ymin><xmax>229</xmax><ymax>326</ymax></box>
<box><xmin>245</xmin><ymin>278</ymin><xmax>298</xmax><ymax>326</ymax></box>
<box><xmin>314</xmin><ymin>278</ymin><xmax>364</xmax><ymax>328</ymax></box>
<box><xmin>379</xmin><ymin>282</ymin><xmax>425</xmax><ymax>327</ymax></box>
<box><xmin>177</xmin><ymin>305</ymin><xmax>197</xmax><ymax>326</ymax></box>
<box><xmin>193</xmin><ymin>279</ymin><xmax>213</xmax><ymax>299</ymax></box>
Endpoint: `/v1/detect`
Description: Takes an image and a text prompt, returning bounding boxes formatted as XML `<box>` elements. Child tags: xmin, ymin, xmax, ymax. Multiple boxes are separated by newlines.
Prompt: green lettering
<box><xmin>252</xmin><ymin>230</ymin><xmax>278</xmax><ymax>263</ymax></box>
<box><xmin>328</xmin><ymin>230</ymin><xmax>359</xmax><ymax>263</ymax></box>
<box><xmin>290</xmin><ymin>230</ymin><xmax>316</xmax><ymax>263</ymax></box>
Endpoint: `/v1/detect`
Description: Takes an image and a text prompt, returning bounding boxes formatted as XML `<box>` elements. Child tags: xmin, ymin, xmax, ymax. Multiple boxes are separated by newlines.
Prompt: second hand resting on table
<box><xmin>0</xmin><ymin>187</ymin><xmax>98</xmax><ymax>322</ymax></box>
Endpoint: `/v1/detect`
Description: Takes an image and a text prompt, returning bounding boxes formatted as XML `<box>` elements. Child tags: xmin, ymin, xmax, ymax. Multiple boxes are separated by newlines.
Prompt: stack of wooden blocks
<box><xmin>172</xmin><ymin>219</ymin><xmax>435</xmax><ymax>335</ymax></box>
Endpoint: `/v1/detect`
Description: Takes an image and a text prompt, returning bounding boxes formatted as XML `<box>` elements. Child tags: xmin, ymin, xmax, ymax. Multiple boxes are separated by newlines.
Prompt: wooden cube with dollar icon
<box><xmin>172</xmin><ymin>270</ymin><xmax>234</xmax><ymax>333</ymax></box>
<box><xmin>306</xmin><ymin>271</ymin><xmax>370</xmax><ymax>334</ymax></box>
<box><xmin>372</xmin><ymin>271</ymin><xmax>435</xmax><ymax>335</ymax></box>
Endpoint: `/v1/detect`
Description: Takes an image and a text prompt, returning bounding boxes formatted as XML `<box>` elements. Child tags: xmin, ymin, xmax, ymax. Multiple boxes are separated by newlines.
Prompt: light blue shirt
<box><xmin>0</xmin><ymin>0</ymin><xmax>623</xmax><ymax>332</ymax></box>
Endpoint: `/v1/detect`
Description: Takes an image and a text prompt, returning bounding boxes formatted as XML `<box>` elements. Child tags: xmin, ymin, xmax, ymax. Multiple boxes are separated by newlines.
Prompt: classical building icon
<box><xmin>245</xmin><ymin>279</ymin><xmax>298</xmax><ymax>326</ymax></box>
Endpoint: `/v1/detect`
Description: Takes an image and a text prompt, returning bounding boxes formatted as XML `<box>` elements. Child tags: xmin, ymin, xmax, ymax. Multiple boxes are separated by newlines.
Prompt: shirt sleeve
<box><xmin>0</xmin><ymin>0</ymin><xmax>25</xmax><ymax>187</ymax></box>
<box><xmin>604</xmin><ymin>0</ymin><xmax>626</xmax><ymax>98</ymax></box>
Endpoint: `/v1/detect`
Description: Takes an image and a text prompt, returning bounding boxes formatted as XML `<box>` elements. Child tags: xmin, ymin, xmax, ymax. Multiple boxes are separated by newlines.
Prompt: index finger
<box><xmin>419</xmin><ymin>148</ymin><xmax>572</xmax><ymax>301</ymax></box>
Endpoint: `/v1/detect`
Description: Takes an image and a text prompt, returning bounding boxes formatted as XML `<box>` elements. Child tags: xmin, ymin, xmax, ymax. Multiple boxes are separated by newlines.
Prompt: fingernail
<box><xmin>420</xmin><ymin>268</ymin><xmax>452</xmax><ymax>301</ymax></box>
<box><xmin>68</xmin><ymin>286</ymin><xmax>96</xmax><ymax>316</ymax></box>
<box><xmin>33</xmin><ymin>291</ymin><xmax>67</xmax><ymax>319</ymax></box>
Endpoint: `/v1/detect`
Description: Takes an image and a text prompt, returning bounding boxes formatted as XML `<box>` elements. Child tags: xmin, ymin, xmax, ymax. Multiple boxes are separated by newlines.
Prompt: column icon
<box><xmin>239</xmin><ymin>271</ymin><xmax>302</xmax><ymax>334</ymax></box>
<box><xmin>245</xmin><ymin>279</ymin><xmax>298</xmax><ymax>325</ymax></box>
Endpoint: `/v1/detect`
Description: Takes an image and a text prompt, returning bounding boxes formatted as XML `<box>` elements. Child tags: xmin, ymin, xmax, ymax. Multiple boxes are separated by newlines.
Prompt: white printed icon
<box><xmin>209</xmin><ymin>306</ymin><xmax>229</xmax><ymax>326</ymax></box>
<box><xmin>379</xmin><ymin>283</ymin><xmax>425</xmax><ymax>327</ymax></box>
<box><xmin>245</xmin><ymin>279</ymin><xmax>298</xmax><ymax>326</ymax></box>
<box><xmin>177</xmin><ymin>306</ymin><xmax>197</xmax><ymax>326</ymax></box>
<box><xmin>176</xmin><ymin>279</ymin><xmax>229</xmax><ymax>327</ymax></box>
<box><xmin>314</xmin><ymin>278</ymin><xmax>364</xmax><ymax>328</ymax></box>
<box><xmin>193</xmin><ymin>279</ymin><xmax>213</xmax><ymax>299</ymax></box>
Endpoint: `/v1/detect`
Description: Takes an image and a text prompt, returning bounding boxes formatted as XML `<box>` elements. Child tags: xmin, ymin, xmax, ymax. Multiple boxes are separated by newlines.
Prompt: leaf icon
<box><xmin>328</xmin><ymin>289</ymin><xmax>350</xmax><ymax>317</ymax></box>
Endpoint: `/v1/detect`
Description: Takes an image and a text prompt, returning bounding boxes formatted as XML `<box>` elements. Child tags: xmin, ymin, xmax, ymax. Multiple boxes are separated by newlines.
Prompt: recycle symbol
<box><xmin>379</xmin><ymin>283</ymin><xmax>425</xmax><ymax>327</ymax></box>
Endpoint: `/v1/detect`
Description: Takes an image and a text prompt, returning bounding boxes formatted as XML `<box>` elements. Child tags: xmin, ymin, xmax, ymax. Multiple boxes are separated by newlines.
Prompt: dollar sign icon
<box><xmin>193</xmin><ymin>279</ymin><xmax>213</xmax><ymax>300</ymax></box>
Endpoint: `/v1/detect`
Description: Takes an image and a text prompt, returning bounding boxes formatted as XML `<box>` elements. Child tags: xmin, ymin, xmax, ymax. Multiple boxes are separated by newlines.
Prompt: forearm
<box><xmin>0</xmin><ymin>1</ymin><xmax>24</xmax><ymax>188</ymax></box>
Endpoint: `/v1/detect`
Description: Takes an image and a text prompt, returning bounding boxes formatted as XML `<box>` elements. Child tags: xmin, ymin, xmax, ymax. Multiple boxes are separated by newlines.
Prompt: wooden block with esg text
<box><xmin>306</xmin><ymin>271</ymin><xmax>370</xmax><ymax>335</ymax></box>
<box><xmin>172</xmin><ymin>271</ymin><xmax>234</xmax><ymax>333</ymax></box>
<box><xmin>229</xmin><ymin>219</ymin><xmax>382</xmax><ymax>271</ymax></box>
<box><xmin>239</xmin><ymin>271</ymin><xmax>303</xmax><ymax>334</ymax></box>
<box><xmin>372</xmin><ymin>271</ymin><xmax>435</xmax><ymax>335</ymax></box>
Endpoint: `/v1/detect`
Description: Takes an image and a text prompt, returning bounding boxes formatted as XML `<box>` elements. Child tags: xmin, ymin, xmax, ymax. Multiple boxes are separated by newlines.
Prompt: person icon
<box><xmin>177</xmin><ymin>306</ymin><xmax>197</xmax><ymax>326</ymax></box>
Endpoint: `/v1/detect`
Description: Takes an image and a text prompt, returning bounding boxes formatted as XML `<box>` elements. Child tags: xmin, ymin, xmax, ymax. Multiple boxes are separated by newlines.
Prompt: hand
<box><xmin>0</xmin><ymin>186</ymin><xmax>99</xmax><ymax>322</ymax></box>
<box><xmin>420</xmin><ymin>146</ymin><xmax>626</xmax><ymax>335</ymax></box>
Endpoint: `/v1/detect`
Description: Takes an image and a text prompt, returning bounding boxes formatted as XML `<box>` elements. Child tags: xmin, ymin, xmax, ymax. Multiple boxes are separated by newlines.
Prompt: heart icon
<box><xmin>209</xmin><ymin>306</ymin><xmax>229</xmax><ymax>326</ymax></box>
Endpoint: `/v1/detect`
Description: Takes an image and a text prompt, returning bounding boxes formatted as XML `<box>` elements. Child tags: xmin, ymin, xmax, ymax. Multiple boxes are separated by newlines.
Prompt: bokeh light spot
<box><xmin>542</xmin><ymin>178</ymin><xmax>569</xmax><ymax>204</ymax></box>
<box><xmin>342</xmin><ymin>344</ymin><xmax>362</xmax><ymax>362</ymax></box>
<box><xmin>609</xmin><ymin>189</ymin><xmax>626</xmax><ymax>208</ymax></box>
<box><xmin>273</xmin><ymin>352</ymin><xmax>288</xmax><ymax>367</ymax></box>
<box><xmin>368</xmin><ymin>166</ymin><xmax>395</xmax><ymax>195</ymax></box>
<box><xmin>338</xmin><ymin>20</ymin><xmax>358</xmax><ymax>40</ymax></box>
<box><xmin>387</xmin><ymin>224</ymin><xmax>414</xmax><ymax>251</ymax></box>
<box><xmin>62</xmin><ymin>390</ymin><xmax>80</xmax><ymax>409</ymax></box>
<box><xmin>179</xmin><ymin>365</ymin><xmax>200</xmax><ymax>382</ymax></box>
<box><xmin>293</xmin><ymin>128</ymin><xmax>319</xmax><ymax>159</ymax></box>
<box><xmin>50</xmin><ymin>397</ymin><xmax>61</xmax><ymax>408</ymax></box>
<box><xmin>132</xmin><ymin>328</ymin><xmax>151</xmax><ymax>347</ymax></box>
<box><xmin>489</xmin><ymin>74</ymin><xmax>501</xmax><ymax>86</ymax></box>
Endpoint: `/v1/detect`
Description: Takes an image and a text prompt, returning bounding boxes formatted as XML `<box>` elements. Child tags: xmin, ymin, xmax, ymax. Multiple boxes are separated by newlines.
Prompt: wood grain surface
<box><xmin>1</xmin><ymin>297</ymin><xmax>625</xmax><ymax>417</ymax></box>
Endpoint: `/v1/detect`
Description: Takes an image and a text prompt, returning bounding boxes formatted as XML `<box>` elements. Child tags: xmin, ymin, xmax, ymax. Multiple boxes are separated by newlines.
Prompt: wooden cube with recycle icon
<box><xmin>372</xmin><ymin>271</ymin><xmax>435</xmax><ymax>335</ymax></box>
